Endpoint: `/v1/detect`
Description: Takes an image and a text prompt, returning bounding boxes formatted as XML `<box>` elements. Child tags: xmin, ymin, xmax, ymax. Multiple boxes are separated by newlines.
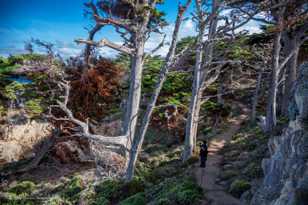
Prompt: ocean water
<box><xmin>7</xmin><ymin>76</ymin><xmax>33</xmax><ymax>84</ymax></box>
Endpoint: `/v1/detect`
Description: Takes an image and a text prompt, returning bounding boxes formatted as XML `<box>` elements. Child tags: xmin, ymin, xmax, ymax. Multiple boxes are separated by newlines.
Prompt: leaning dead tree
<box><xmin>183</xmin><ymin>0</ymin><xmax>263</xmax><ymax>160</ymax></box>
<box><xmin>52</xmin><ymin>0</ymin><xmax>190</xmax><ymax>181</ymax></box>
<box><xmin>52</xmin><ymin>80</ymin><xmax>128</xmax><ymax>147</ymax></box>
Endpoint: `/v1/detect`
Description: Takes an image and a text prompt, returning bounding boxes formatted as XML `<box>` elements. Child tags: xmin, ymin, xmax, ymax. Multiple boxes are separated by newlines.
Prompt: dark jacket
<box><xmin>199</xmin><ymin>144</ymin><xmax>208</xmax><ymax>168</ymax></box>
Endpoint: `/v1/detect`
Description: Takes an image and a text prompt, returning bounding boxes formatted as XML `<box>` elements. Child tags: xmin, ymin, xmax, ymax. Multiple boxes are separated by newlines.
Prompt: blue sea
<box><xmin>7</xmin><ymin>76</ymin><xmax>33</xmax><ymax>84</ymax></box>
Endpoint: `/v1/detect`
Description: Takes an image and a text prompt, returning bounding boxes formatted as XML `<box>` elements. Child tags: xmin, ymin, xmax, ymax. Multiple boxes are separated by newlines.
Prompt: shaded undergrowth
<box><xmin>0</xmin><ymin>130</ymin><xmax>203</xmax><ymax>205</ymax></box>
<box><xmin>218</xmin><ymin>123</ymin><xmax>270</xmax><ymax>201</ymax></box>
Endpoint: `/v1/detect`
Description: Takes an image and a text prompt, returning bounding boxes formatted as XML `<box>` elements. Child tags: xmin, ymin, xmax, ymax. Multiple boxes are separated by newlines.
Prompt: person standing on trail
<box><xmin>199</xmin><ymin>140</ymin><xmax>208</xmax><ymax>168</ymax></box>
<box><xmin>199</xmin><ymin>140</ymin><xmax>208</xmax><ymax>185</ymax></box>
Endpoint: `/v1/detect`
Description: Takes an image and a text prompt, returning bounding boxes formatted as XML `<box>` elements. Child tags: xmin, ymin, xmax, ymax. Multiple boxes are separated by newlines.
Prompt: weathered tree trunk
<box><xmin>183</xmin><ymin>23</ymin><xmax>204</xmax><ymax>160</ymax></box>
<box><xmin>183</xmin><ymin>0</ymin><xmax>219</xmax><ymax>161</ymax></box>
<box><xmin>125</xmin><ymin>0</ymin><xmax>192</xmax><ymax>181</ymax></box>
<box><xmin>217</xmin><ymin>77</ymin><xmax>224</xmax><ymax>105</ymax></box>
<box><xmin>251</xmin><ymin>66</ymin><xmax>263</xmax><ymax>123</ymax></box>
<box><xmin>84</xmin><ymin>25</ymin><xmax>102</xmax><ymax>68</ymax></box>
<box><xmin>191</xmin><ymin>92</ymin><xmax>203</xmax><ymax>150</ymax></box>
<box><xmin>123</xmin><ymin>36</ymin><xmax>145</xmax><ymax>149</ymax></box>
<box><xmin>265</xmin><ymin>29</ymin><xmax>282</xmax><ymax>132</ymax></box>
<box><xmin>281</xmin><ymin>38</ymin><xmax>299</xmax><ymax>116</ymax></box>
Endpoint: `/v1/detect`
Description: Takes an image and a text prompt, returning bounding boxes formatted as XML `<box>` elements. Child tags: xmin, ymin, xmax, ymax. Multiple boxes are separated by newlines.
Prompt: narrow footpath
<box><xmin>195</xmin><ymin>105</ymin><xmax>249</xmax><ymax>205</ymax></box>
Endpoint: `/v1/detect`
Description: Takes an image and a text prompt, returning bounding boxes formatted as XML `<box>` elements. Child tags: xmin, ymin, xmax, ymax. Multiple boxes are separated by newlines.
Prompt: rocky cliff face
<box><xmin>251</xmin><ymin>62</ymin><xmax>308</xmax><ymax>205</ymax></box>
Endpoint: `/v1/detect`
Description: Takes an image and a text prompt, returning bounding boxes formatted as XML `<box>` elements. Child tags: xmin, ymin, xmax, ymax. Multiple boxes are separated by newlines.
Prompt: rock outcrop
<box><xmin>0</xmin><ymin>110</ymin><xmax>53</xmax><ymax>168</ymax></box>
<box><xmin>251</xmin><ymin>62</ymin><xmax>308</xmax><ymax>205</ymax></box>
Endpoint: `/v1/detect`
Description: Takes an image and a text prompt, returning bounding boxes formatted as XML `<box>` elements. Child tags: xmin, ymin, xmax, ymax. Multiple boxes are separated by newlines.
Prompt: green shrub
<box><xmin>62</xmin><ymin>176</ymin><xmax>84</xmax><ymax>200</ymax></box>
<box><xmin>251</xmin><ymin>126</ymin><xmax>264</xmax><ymax>139</ymax></box>
<box><xmin>44</xmin><ymin>195</ymin><xmax>71</xmax><ymax>205</ymax></box>
<box><xmin>175</xmin><ymin>36</ymin><xmax>196</xmax><ymax>54</ymax></box>
<box><xmin>92</xmin><ymin>195</ymin><xmax>109</xmax><ymax>205</ymax></box>
<box><xmin>148</xmin><ymin>166</ymin><xmax>180</xmax><ymax>183</ymax></box>
<box><xmin>141</xmin><ymin>55</ymin><xmax>192</xmax><ymax>105</ymax></box>
<box><xmin>229</xmin><ymin>46</ymin><xmax>252</xmax><ymax>60</ymax></box>
<box><xmin>142</xmin><ymin>56</ymin><xmax>163</xmax><ymax>93</ymax></box>
<box><xmin>0</xmin><ymin>181</ymin><xmax>38</xmax><ymax>205</ymax></box>
<box><xmin>21</xmin><ymin>53</ymin><xmax>47</xmax><ymax>62</ymax></box>
<box><xmin>201</xmin><ymin>101</ymin><xmax>231</xmax><ymax>117</ymax></box>
<box><xmin>201</xmin><ymin>127</ymin><xmax>212</xmax><ymax>136</ymax></box>
<box><xmin>231</xmin><ymin>133</ymin><xmax>257</xmax><ymax>151</ymax></box>
<box><xmin>163</xmin><ymin>72</ymin><xmax>191</xmax><ymax>94</ymax></box>
<box><xmin>8</xmin><ymin>181</ymin><xmax>36</xmax><ymax>196</ymax></box>
<box><xmin>244</xmin><ymin>162</ymin><xmax>263</xmax><ymax>179</ymax></box>
<box><xmin>0</xmin><ymin>104</ymin><xmax>5</xmax><ymax>116</ymax></box>
<box><xmin>119</xmin><ymin>192</ymin><xmax>146</xmax><ymax>205</ymax></box>
<box><xmin>7</xmin><ymin>55</ymin><xmax>24</xmax><ymax>65</ymax></box>
<box><xmin>229</xmin><ymin>179</ymin><xmax>251</xmax><ymax>198</ymax></box>
<box><xmin>93</xmin><ymin>178</ymin><xmax>145</xmax><ymax>204</ymax></box>
<box><xmin>202</xmin><ymin>100</ymin><xmax>220</xmax><ymax>112</ymax></box>
<box><xmin>232</xmin><ymin>133</ymin><xmax>244</xmax><ymax>141</ymax></box>
<box><xmin>93</xmin><ymin>179</ymin><xmax>124</xmax><ymax>204</ymax></box>
<box><xmin>3</xmin><ymin>82</ymin><xmax>24</xmax><ymax>100</ymax></box>
<box><xmin>0</xmin><ymin>195</ymin><xmax>36</xmax><ymax>205</ymax></box>
<box><xmin>120</xmin><ymin>178</ymin><xmax>146</xmax><ymax>199</ymax></box>
<box><xmin>25</xmin><ymin>99</ymin><xmax>44</xmax><ymax>116</ymax></box>
<box><xmin>28</xmin><ymin>72</ymin><xmax>48</xmax><ymax>83</ymax></box>
<box><xmin>182</xmin><ymin>155</ymin><xmax>199</xmax><ymax>167</ymax></box>
<box><xmin>0</xmin><ymin>56</ymin><xmax>8</xmax><ymax>65</ymax></box>
<box><xmin>277</xmin><ymin>116</ymin><xmax>289</xmax><ymax>125</ymax></box>
<box><xmin>207</xmin><ymin>83</ymin><xmax>218</xmax><ymax>93</ymax></box>
<box><xmin>220</xmin><ymin>170</ymin><xmax>238</xmax><ymax>181</ymax></box>
<box><xmin>135</xmin><ymin>161</ymin><xmax>152</xmax><ymax>180</ymax></box>
<box><xmin>0</xmin><ymin>63</ymin><xmax>20</xmax><ymax>74</ymax></box>
<box><xmin>94</xmin><ymin>179</ymin><xmax>122</xmax><ymax>200</ymax></box>
<box><xmin>148</xmin><ymin>177</ymin><xmax>203</xmax><ymax>205</ymax></box>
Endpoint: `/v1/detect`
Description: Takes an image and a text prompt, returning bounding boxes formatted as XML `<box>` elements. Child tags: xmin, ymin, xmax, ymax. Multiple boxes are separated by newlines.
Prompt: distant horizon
<box><xmin>0</xmin><ymin>0</ymin><xmax>262</xmax><ymax>59</ymax></box>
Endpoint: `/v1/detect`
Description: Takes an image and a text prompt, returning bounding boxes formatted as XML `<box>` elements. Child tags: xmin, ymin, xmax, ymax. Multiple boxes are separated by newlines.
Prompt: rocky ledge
<box><xmin>251</xmin><ymin>62</ymin><xmax>308</xmax><ymax>205</ymax></box>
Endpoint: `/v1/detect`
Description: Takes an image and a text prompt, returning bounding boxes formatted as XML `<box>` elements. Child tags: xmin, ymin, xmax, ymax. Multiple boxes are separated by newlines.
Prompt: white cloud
<box><xmin>97</xmin><ymin>47</ymin><xmax>120</xmax><ymax>58</ymax></box>
<box><xmin>58</xmin><ymin>47</ymin><xmax>82</xmax><ymax>57</ymax></box>
<box><xmin>236</xmin><ymin>20</ymin><xmax>262</xmax><ymax>34</ymax></box>
<box><xmin>179</xmin><ymin>19</ymin><xmax>197</xmax><ymax>38</ymax></box>
<box><xmin>144</xmin><ymin>19</ymin><xmax>197</xmax><ymax>57</ymax></box>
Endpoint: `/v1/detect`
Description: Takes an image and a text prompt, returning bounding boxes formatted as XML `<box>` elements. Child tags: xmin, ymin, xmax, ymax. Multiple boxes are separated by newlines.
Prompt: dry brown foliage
<box><xmin>69</xmin><ymin>59</ymin><xmax>125</xmax><ymax>120</ymax></box>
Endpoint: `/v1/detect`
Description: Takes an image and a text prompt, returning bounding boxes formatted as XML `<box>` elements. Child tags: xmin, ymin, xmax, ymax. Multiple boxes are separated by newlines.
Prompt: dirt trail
<box><xmin>195</xmin><ymin>106</ymin><xmax>249</xmax><ymax>205</ymax></box>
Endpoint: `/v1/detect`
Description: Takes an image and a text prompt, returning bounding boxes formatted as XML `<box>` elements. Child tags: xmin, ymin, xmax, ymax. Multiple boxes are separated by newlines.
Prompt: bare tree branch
<box><xmin>52</xmin><ymin>80</ymin><xmax>128</xmax><ymax>147</ymax></box>
<box><xmin>75</xmin><ymin>39</ymin><xmax>134</xmax><ymax>55</ymax></box>
<box><xmin>85</xmin><ymin>2</ymin><xmax>133</xmax><ymax>32</ymax></box>
<box><xmin>145</xmin><ymin>34</ymin><xmax>166</xmax><ymax>58</ymax></box>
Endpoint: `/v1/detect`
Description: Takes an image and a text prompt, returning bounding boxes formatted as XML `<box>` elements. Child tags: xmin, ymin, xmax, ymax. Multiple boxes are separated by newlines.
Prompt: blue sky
<box><xmin>0</xmin><ymin>0</ymin><xmax>194</xmax><ymax>58</ymax></box>
<box><xmin>0</xmin><ymin>0</ymin><xmax>260</xmax><ymax>58</ymax></box>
